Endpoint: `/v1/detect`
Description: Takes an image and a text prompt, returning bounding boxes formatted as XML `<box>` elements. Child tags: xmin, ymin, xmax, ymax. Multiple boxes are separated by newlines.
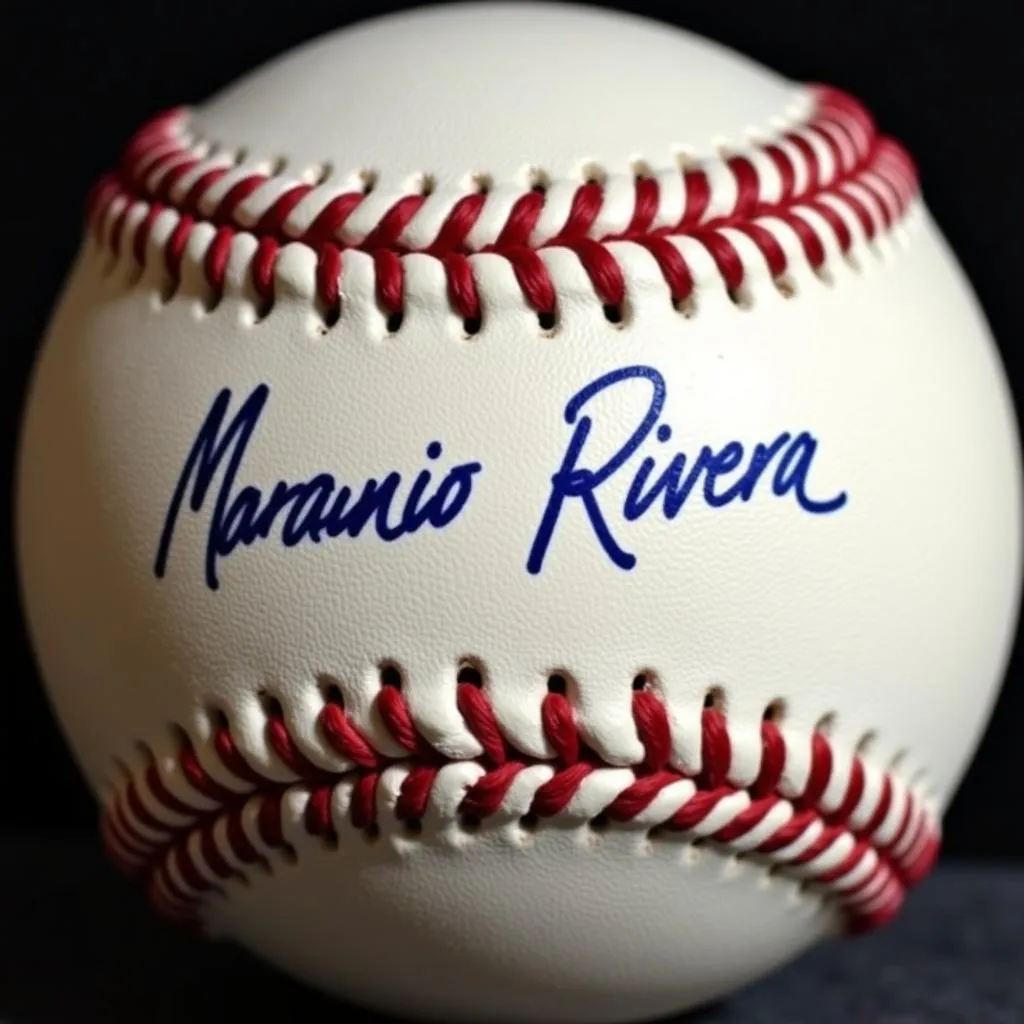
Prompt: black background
<box><xmin>1</xmin><ymin>0</ymin><xmax>1021</xmax><ymax>857</ymax></box>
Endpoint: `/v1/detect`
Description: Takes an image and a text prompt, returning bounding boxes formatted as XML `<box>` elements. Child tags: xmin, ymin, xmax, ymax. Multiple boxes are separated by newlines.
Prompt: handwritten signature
<box><xmin>153</xmin><ymin>384</ymin><xmax>482</xmax><ymax>590</ymax></box>
<box><xmin>155</xmin><ymin>366</ymin><xmax>846</xmax><ymax>590</ymax></box>
<box><xmin>525</xmin><ymin>365</ymin><xmax>846</xmax><ymax>573</ymax></box>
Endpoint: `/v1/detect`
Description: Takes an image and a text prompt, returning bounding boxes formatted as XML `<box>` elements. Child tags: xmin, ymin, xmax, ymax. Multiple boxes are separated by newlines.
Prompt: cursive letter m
<box><xmin>153</xmin><ymin>384</ymin><xmax>269</xmax><ymax>589</ymax></box>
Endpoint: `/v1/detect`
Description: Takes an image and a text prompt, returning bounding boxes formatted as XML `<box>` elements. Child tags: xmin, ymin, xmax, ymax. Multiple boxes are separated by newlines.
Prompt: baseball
<box><xmin>16</xmin><ymin>3</ymin><xmax>1021</xmax><ymax>1022</ymax></box>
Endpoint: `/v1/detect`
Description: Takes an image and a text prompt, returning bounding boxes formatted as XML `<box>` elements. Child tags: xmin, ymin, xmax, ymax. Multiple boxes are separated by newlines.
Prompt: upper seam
<box><xmin>85</xmin><ymin>85</ymin><xmax>919</xmax><ymax>324</ymax></box>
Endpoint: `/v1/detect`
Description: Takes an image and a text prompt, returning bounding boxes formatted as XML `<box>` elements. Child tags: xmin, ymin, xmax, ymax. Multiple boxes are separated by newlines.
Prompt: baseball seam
<box><xmin>101</xmin><ymin>672</ymin><xmax>940</xmax><ymax>936</ymax></box>
<box><xmin>85</xmin><ymin>85</ymin><xmax>918</xmax><ymax>330</ymax></box>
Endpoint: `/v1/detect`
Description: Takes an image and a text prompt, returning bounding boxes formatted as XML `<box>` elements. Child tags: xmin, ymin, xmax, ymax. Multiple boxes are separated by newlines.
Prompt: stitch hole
<box><xmin>889</xmin><ymin>749</ymin><xmax>909</xmax><ymax>772</ymax></box>
<box><xmin>763</xmin><ymin>699</ymin><xmax>786</xmax><ymax>723</ymax></box>
<box><xmin>270</xmin><ymin>155</ymin><xmax>288</xmax><ymax>176</ymax></box>
<box><xmin>403</xmin><ymin>818</ymin><xmax>423</xmax><ymax>836</ymax></box>
<box><xmin>304</xmin><ymin>162</ymin><xmax>334</xmax><ymax>186</ymax></box>
<box><xmin>258</xmin><ymin>691</ymin><xmax>284</xmax><ymax>719</ymax></box>
<box><xmin>253</xmin><ymin>295</ymin><xmax>275</xmax><ymax>323</ymax></box>
<box><xmin>537</xmin><ymin>309</ymin><xmax>559</xmax><ymax>334</ymax></box>
<box><xmin>630</xmin><ymin>159</ymin><xmax>655</xmax><ymax>181</ymax></box>
<box><xmin>201</xmin><ymin>288</ymin><xmax>224</xmax><ymax>315</ymax></box>
<box><xmin>703</xmin><ymin>686</ymin><xmax>727</xmax><ymax>712</ymax></box>
<box><xmin>774</xmin><ymin>275</ymin><xmax>797</xmax><ymax>299</ymax></box>
<box><xmin>462</xmin><ymin>315</ymin><xmax>483</xmax><ymax>338</ymax></box>
<box><xmin>363</xmin><ymin>823</ymin><xmax>381</xmax><ymax>843</ymax></box>
<box><xmin>279</xmin><ymin>844</ymin><xmax>298</xmax><ymax>865</ymax></box>
<box><xmin>379</xmin><ymin>663</ymin><xmax>404</xmax><ymax>690</ymax></box>
<box><xmin>603</xmin><ymin>303</ymin><xmax>626</xmax><ymax>327</ymax></box>
<box><xmin>673</xmin><ymin>294</ymin><xmax>697</xmax><ymax>319</ymax></box>
<box><xmin>814</xmin><ymin>264</ymin><xmax>835</xmax><ymax>287</ymax></box>
<box><xmin>170</xmin><ymin>723</ymin><xmax>194</xmax><ymax>753</ymax></box>
<box><xmin>815</xmin><ymin>712</ymin><xmax>836</xmax><ymax>736</ymax></box>
<box><xmin>546</xmin><ymin>673</ymin><xmax>569</xmax><ymax>695</ymax></box>
<box><xmin>321</xmin><ymin>832</ymin><xmax>339</xmax><ymax>852</ymax></box>
<box><xmin>407</xmin><ymin>172</ymin><xmax>436</xmax><ymax>197</ymax></box>
<box><xmin>318</xmin><ymin>299</ymin><xmax>341</xmax><ymax>330</ymax></box>
<box><xmin>527</xmin><ymin>167</ymin><xmax>550</xmax><ymax>194</ymax></box>
<box><xmin>519</xmin><ymin>812</ymin><xmax>539</xmax><ymax>832</ymax></box>
<box><xmin>357</xmin><ymin>169</ymin><xmax>378</xmax><ymax>195</ymax></box>
<box><xmin>632</xmin><ymin>671</ymin><xmax>655</xmax><ymax>693</ymax></box>
<box><xmin>469</xmin><ymin>172</ymin><xmax>493</xmax><ymax>195</ymax></box>
<box><xmin>589</xmin><ymin>812</ymin><xmax>610</xmax><ymax>832</ymax></box>
<box><xmin>457</xmin><ymin>660</ymin><xmax>485</xmax><ymax>688</ymax></box>
<box><xmin>207</xmin><ymin>706</ymin><xmax>230</xmax><ymax>731</ymax></box>
<box><xmin>579</xmin><ymin>161</ymin><xmax>607</xmax><ymax>186</ymax></box>
<box><xmin>233</xmin><ymin>147</ymin><xmax>249</xmax><ymax>167</ymax></box>
<box><xmin>459</xmin><ymin>812</ymin><xmax>482</xmax><ymax>833</ymax></box>
<box><xmin>728</xmin><ymin>286</ymin><xmax>754</xmax><ymax>311</ymax></box>
<box><xmin>318</xmin><ymin>677</ymin><xmax>345</xmax><ymax>707</ymax></box>
<box><xmin>386</xmin><ymin>310</ymin><xmax>405</xmax><ymax>334</ymax></box>
<box><xmin>158</xmin><ymin>275</ymin><xmax>180</xmax><ymax>306</ymax></box>
<box><xmin>856</xmin><ymin>731</ymin><xmax>878</xmax><ymax>756</ymax></box>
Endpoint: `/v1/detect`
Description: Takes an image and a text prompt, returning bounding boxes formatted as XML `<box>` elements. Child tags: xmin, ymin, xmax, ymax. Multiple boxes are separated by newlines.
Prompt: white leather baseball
<box><xmin>16</xmin><ymin>4</ymin><xmax>1022</xmax><ymax>1022</ymax></box>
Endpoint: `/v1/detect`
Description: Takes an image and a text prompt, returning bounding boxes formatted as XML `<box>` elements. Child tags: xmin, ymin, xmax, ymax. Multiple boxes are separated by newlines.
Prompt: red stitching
<box><xmin>103</xmin><ymin>684</ymin><xmax>940</xmax><ymax>936</ymax></box>
<box><xmin>87</xmin><ymin>86</ymin><xmax>919</xmax><ymax>317</ymax></box>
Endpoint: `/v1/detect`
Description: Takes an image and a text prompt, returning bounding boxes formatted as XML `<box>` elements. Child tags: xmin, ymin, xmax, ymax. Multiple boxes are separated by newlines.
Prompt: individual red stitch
<box><xmin>211</xmin><ymin>175</ymin><xmax>266</xmax><ymax>223</ymax></box>
<box><xmin>627</xmin><ymin>175</ymin><xmax>661</xmax><ymax>234</ymax></box>
<box><xmin>572</xmin><ymin>238</ymin><xmax>626</xmax><ymax>309</ymax></box>
<box><xmin>305</xmin><ymin>785</ymin><xmax>335</xmax><ymax>838</ymax></box>
<box><xmin>504</xmin><ymin>247</ymin><xmax>556</xmax><ymax>315</ymax></box>
<box><xmin>632</xmin><ymin>690</ymin><xmax>672</xmax><ymax>772</ymax></box>
<box><xmin>860</xmin><ymin>775</ymin><xmax>894</xmax><ymax>838</ymax></box>
<box><xmin>456</xmin><ymin>682</ymin><xmax>508</xmax><ymax>764</ymax></box>
<box><xmin>460</xmin><ymin>761</ymin><xmax>526</xmax><ymax>819</ymax></box>
<box><xmin>373</xmin><ymin>249</ymin><xmax>404</xmax><ymax>316</ymax></box>
<box><xmin>530</xmin><ymin>761</ymin><xmax>596</xmax><ymax>818</ymax></box>
<box><xmin>362</xmin><ymin>195</ymin><xmax>425</xmax><ymax>251</ymax></box>
<box><xmin>204</xmin><ymin>226</ymin><xmax>234</xmax><ymax>291</ymax></box>
<box><xmin>691</xmin><ymin>230</ymin><xmax>746</xmax><ymax>292</ymax></box>
<box><xmin>150</xmin><ymin>157</ymin><xmax>202</xmax><ymax>205</ymax></box>
<box><xmin>179</xmin><ymin>167</ymin><xmax>230</xmax><ymax>217</ymax></box>
<box><xmin>679</xmin><ymin>169</ymin><xmax>712</xmax><ymax>227</ymax></box>
<box><xmin>698</xmin><ymin>709</ymin><xmax>731</xmax><ymax>789</ymax></box>
<box><xmin>429</xmin><ymin>192</ymin><xmax>487</xmax><ymax>255</ymax></box>
<box><xmin>318</xmin><ymin>698</ymin><xmax>380</xmax><ymax>768</ymax></box>
<box><xmin>750</xmin><ymin>721</ymin><xmax>786</xmax><ymax>798</ymax></box>
<box><xmin>553</xmin><ymin>182</ymin><xmax>604</xmax><ymax>243</ymax></box>
<box><xmin>396</xmin><ymin>765</ymin><xmax>440</xmax><ymax>822</ymax></box>
<box><xmin>638</xmin><ymin>235</ymin><xmax>696</xmax><ymax>302</ymax></box>
<box><xmin>727</xmin><ymin>157</ymin><xmax>761</xmax><ymax>220</ymax></box>
<box><xmin>303</xmin><ymin>193</ymin><xmax>364</xmax><ymax>248</ymax></box>
<box><xmin>494</xmin><ymin>191</ymin><xmax>545</xmax><ymax>249</ymax></box>
<box><xmin>712</xmin><ymin>794</ymin><xmax>780</xmax><ymax>844</ymax></box>
<box><xmin>253</xmin><ymin>184</ymin><xmax>314</xmax><ymax>235</ymax></box>
<box><xmin>443</xmin><ymin>252</ymin><xmax>481</xmax><ymax>322</ymax></box>
<box><xmin>251</xmin><ymin>236</ymin><xmax>279</xmax><ymax>302</ymax></box>
<box><xmin>540</xmin><ymin>692</ymin><xmax>581</xmax><ymax>764</ymax></box>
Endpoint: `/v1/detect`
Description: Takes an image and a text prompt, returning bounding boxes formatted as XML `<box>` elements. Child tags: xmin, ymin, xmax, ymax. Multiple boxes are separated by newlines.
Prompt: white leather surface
<box><xmin>16</xmin><ymin>4</ymin><xmax>1021</xmax><ymax>1022</ymax></box>
<box><xmin>194</xmin><ymin>3</ymin><xmax>806</xmax><ymax>189</ymax></box>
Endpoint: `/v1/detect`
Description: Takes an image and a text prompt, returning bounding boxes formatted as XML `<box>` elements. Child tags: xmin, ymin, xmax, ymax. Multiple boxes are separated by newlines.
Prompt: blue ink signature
<box><xmin>154</xmin><ymin>384</ymin><xmax>482</xmax><ymax>591</ymax></box>
<box><xmin>526</xmin><ymin>365</ymin><xmax>847</xmax><ymax>574</ymax></box>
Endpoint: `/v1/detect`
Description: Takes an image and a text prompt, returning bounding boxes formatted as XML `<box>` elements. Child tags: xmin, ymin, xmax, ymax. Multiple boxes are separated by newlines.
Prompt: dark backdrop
<box><xmin>1</xmin><ymin>0</ymin><xmax>1021</xmax><ymax>856</ymax></box>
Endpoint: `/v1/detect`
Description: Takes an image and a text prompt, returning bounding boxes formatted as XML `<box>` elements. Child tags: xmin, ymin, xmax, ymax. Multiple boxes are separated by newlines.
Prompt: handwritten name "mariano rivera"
<box><xmin>525</xmin><ymin>365</ymin><xmax>847</xmax><ymax>574</ymax></box>
<box><xmin>154</xmin><ymin>384</ymin><xmax>482</xmax><ymax>591</ymax></box>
